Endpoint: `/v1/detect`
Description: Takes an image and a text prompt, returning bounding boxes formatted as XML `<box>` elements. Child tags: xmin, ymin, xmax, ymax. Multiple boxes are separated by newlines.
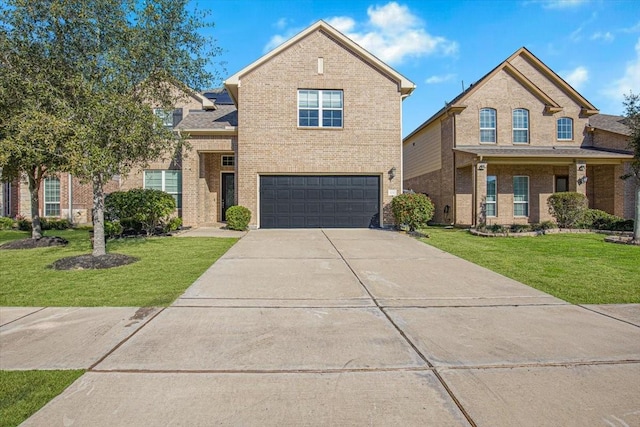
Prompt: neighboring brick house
<box><xmin>3</xmin><ymin>20</ymin><xmax>415</xmax><ymax>229</ymax></box>
<box><xmin>403</xmin><ymin>47</ymin><xmax>634</xmax><ymax>226</ymax></box>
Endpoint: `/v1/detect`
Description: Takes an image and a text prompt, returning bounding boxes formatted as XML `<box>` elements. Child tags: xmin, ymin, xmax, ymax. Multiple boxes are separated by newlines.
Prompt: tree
<box><xmin>622</xmin><ymin>92</ymin><xmax>640</xmax><ymax>244</ymax></box>
<box><xmin>0</xmin><ymin>27</ymin><xmax>76</xmax><ymax>239</ymax></box>
<box><xmin>1</xmin><ymin>0</ymin><xmax>220</xmax><ymax>255</ymax></box>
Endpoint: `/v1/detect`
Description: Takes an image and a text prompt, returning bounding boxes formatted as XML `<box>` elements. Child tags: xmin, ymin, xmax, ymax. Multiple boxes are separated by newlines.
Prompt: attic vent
<box><xmin>318</xmin><ymin>57</ymin><xmax>324</xmax><ymax>74</ymax></box>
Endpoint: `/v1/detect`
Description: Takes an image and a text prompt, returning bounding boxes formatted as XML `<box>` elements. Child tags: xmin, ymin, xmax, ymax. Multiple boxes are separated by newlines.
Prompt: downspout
<box><xmin>68</xmin><ymin>173</ymin><xmax>73</xmax><ymax>224</ymax></box>
<box><xmin>451</xmin><ymin>113</ymin><xmax>457</xmax><ymax>225</ymax></box>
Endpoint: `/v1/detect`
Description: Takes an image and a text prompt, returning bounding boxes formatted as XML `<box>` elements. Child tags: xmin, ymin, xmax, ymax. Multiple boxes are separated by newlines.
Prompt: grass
<box><xmin>0</xmin><ymin>230</ymin><xmax>238</xmax><ymax>306</ymax></box>
<box><xmin>0</xmin><ymin>370</ymin><xmax>84</xmax><ymax>427</ymax></box>
<box><xmin>418</xmin><ymin>227</ymin><xmax>640</xmax><ymax>304</ymax></box>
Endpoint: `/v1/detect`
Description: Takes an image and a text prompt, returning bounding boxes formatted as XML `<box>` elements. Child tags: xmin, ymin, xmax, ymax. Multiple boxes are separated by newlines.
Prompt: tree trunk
<box><xmin>92</xmin><ymin>175</ymin><xmax>107</xmax><ymax>256</ymax></box>
<box><xmin>633</xmin><ymin>182</ymin><xmax>640</xmax><ymax>244</ymax></box>
<box><xmin>27</xmin><ymin>172</ymin><xmax>43</xmax><ymax>239</ymax></box>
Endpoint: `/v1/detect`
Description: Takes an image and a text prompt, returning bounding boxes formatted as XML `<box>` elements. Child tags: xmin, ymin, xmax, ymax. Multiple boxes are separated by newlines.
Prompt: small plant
<box><xmin>391</xmin><ymin>193</ymin><xmax>435</xmax><ymax>231</ymax></box>
<box><xmin>164</xmin><ymin>216</ymin><xmax>182</xmax><ymax>233</ymax></box>
<box><xmin>41</xmin><ymin>218</ymin><xmax>71</xmax><ymax>230</ymax></box>
<box><xmin>487</xmin><ymin>223</ymin><xmax>506</xmax><ymax>233</ymax></box>
<box><xmin>510</xmin><ymin>223</ymin><xmax>532</xmax><ymax>233</ymax></box>
<box><xmin>104</xmin><ymin>220</ymin><xmax>124</xmax><ymax>238</ymax></box>
<box><xmin>532</xmin><ymin>221</ymin><xmax>556</xmax><ymax>231</ymax></box>
<box><xmin>0</xmin><ymin>216</ymin><xmax>15</xmax><ymax>230</ymax></box>
<box><xmin>226</xmin><ymin>205</ymin><xmax>251</xmax><ymax>231</ymax></box>
<box><xmin>547</xmin><ymin>192</ymin><xmax>588</xmax><ymax>228</ymax></box>
<box><xmin>16</xmin><ymin>215</ymin><xmax>31</xmax><ymax>231</ymax></box>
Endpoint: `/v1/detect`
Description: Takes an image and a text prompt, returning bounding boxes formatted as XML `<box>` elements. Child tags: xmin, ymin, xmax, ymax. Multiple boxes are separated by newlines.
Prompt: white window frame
<box><xmin>486</xmin><ymin>175</ymin><xmax>497</xmax><ymax>217</ymax></box>
<box><xmin>153</xmin><ymin>108</ymin><xmax>173</xmax><ymax>128</ymax></box>
<box><xmin>144</xmin><ymin>170</ymin><xmax>182</xmax><ymax>209</ymax></box>
<box><xmin>44</xmin><ymin>177</ymin><xmax>61</xmax><ymax>217</ymax></box>
<box><xmin>480</xmin><ymin>108</ymin><xmax>497</xmax><ymax>143</ymax></box>
<box><xmin>513</xmin><ymin>176</ymin><xmax>529</xmax><ymax>217</ymax></box>
<box><xmin>557</xmin><ymin>117</ymin><xmax>573</xmax><ymax>141</ymax></box>
<box><xmin>512</xmin><ymin>108</ymin><xmax>529</xmax><ymax>144</ymax></box>
<box><xmin>297</xmin><ymin>89</ymin><xmax>343</xmax><ymax>128</ymax></box>
<box><xmin>221</xmin><ymin>155</ymin><xmax>235</xmax><ymax>167</ymax></box>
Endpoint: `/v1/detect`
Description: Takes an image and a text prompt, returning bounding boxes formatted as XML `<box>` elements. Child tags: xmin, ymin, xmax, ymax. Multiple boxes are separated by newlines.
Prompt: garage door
<box><xmin>260</xmin><ymin>175</ymin><xmax>380</xmax><ymax>228</ymax></box>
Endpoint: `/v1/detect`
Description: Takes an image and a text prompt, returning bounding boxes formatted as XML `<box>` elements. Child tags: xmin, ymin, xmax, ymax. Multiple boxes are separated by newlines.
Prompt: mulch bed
<box><xmin>50</xmin><ymin>253</ymin><xmax>139</xmax><ymax>270</ymax></box>
<box><xmin>0</xmin><ymin>236</ymin><xmax>69</xmax><ymax>250</ymax></box>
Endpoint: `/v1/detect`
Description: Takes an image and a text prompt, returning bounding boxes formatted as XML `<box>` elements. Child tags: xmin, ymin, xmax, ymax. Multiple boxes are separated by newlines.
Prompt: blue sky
<box><xmin>199</xmin><ymin>0</ymin><xmax>640</xmax><ymax>137</ymax></box>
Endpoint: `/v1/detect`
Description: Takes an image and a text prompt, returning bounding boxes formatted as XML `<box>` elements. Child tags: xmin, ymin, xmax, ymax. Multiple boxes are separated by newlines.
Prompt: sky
<box><xmin>197</xmin><ymin>0</ymin><xmax>640</xmax><ymax>137</ymax></box>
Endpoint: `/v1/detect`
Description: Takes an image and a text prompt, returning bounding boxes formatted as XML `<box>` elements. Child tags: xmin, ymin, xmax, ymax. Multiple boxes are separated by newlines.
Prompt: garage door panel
<box><xmin>260</xmin><ymin>175</ymin><xmax>380</xmax><ymax>229</ymax></box>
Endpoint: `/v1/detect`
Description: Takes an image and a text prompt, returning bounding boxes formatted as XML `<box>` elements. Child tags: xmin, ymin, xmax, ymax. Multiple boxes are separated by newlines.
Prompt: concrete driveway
<box><xmin>10</xmin><ymin>229</ymin><xmax>640</xmax><ymax>426</ymax></box>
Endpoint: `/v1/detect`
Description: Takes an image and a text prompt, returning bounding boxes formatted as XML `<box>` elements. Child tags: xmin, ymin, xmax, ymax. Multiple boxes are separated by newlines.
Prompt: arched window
<box><xmin>557</xmin><ymin>117</ymin><xmax>573</xmax><ymax>140</ymax></box>
<box><xmin>480</xmin><ymin>108</ymin><xmax>496</xmax><ymax>143</ymax></box>
<box><xmin>512</xmin><ymin>109</ymin><xmax>529</xmax><ymax>143</ymax></box>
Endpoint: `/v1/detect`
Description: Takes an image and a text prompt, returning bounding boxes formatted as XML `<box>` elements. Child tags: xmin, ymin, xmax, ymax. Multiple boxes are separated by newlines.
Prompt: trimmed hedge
<box><xmin>105</xmin><ymin>188</ymin><xmax>177</xmax><ymax>236</ymax></box>
<box><xmin>578</xmin><ymin>209</ymin><xmax>634</xmax><ymax>231</ymax></box>
<box><xmin>225</xmin><ymin>205</ymin><xmax>251</xmax><ymax>231</ymax></box>
<box><xmin>391</xmin><ymin>193</ymin><xmax>435</xmax><ymax>231</ymax></box>
<box><xmin>13</xmin><ymin>217</ymin><xmax>72</xmax><ymax>232</ymax></box>
<box><xmin>547</xmin><ymin>192</ymin><xmax>588</xmax><ymax>228</ymax></box>
<box><xmin>0</xmin><ymin>216</ymin><xmax>15</xmax><ymax>230</ymax></box>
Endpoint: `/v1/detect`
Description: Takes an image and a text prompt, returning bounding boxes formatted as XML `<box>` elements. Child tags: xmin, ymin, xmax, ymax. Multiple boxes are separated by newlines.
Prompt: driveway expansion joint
<box><xmin>578</xmin><ymin>304</ymin><xmax>640</xmax><ymax>328</ymax></box>
<box><xmin>89</xmin><ymin>366</ymin><xmax>436</xmax><ymax>375</ymax></box>
<box><xmin>0</xmin><ymin>306</ymin><xmax>47</xmax><ymax>327</ymax></box>
<box><xmin>435</xmin><ymin>359</ymin><xmax>640</xmax><ymax>371</ymax></box>
<box><xmin>321</xmin><ymin>229</ymin><xmax>479</xmax><ymax>427</ymax></box>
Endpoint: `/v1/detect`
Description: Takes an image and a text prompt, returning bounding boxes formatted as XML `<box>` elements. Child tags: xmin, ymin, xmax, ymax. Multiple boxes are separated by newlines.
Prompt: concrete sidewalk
<box><xmin>3</xmin><ymin>229</ymin><xmax>639</xmax><ymax>426</ymax></box>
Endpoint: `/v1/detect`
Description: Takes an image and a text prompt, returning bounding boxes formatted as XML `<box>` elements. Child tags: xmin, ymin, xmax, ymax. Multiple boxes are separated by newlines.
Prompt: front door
<box><xmin>221</xmin><ymin>173</ymin><xmax>235</xmax><ymax>221</ymax></box>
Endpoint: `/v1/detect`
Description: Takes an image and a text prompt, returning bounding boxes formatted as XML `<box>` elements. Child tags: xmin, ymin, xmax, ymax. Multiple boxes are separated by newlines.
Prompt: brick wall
<box><xmin>236</xmin><ymin>29</ymin><xmax>404</xmax><ymax>228</ymax></box>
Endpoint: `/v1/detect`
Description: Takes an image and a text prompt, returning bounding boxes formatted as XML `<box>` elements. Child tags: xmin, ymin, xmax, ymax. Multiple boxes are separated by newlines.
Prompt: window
<box><xmin>480</xmin><ymin>108</ymin><xmax>496</xmax><ymax>143</ymax></box>
<box><xmin>486</xmin><ymin>176</ymin><xmax>497</xmax><ymax>217</ymax></box>
<box><xmin>144</xmin><ymin>170</ymin><xmax>182</xmax><ymax>208</ymax></box>
<box><xmin>44</xmin><ymin>177</ymin><xmax>60</xmax><ymax>217</ymax></box>
<box><xmin>221</xmin><ymin>155</ymin><xmax>235</xmax><ymax>167</ymax></box>
<box><xmin>154</xmin><ymin>108</ymin><xmax>173</xmax><ymax>129</ymax></box>
<box><xmin>512</xmin><ymin>109</ymin><xmax>529</xmax><ymax>143</ymax></box>
<box><xmin>555</xmin><ymin>175</ymin><xmax>569</xmax><ymax>193</ymax></box>
<box><xmin>298</xmin><ymin>89</ymin><xmax>343</xmax><ymax>128</ymax></box>
<box><xmin>513</xmin><ymin>176</ymin><xmax>529</xmax><ymax>216</ymax></box>
<box><xmin>557</xmin><ymin>117</ymin><xmax>573</xmax><ymax>140</ymax></box>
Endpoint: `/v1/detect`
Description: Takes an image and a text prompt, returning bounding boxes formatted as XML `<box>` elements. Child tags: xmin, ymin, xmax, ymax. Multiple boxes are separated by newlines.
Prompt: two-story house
<box><xmin>3</xmin><ymin>20</ymin><xmax>414</xmax><ymax>229</ymax></box>
<box><xmin>403</xmin><ymin>47</ymin><xmax>634</xmax><ymax>226</ymax></box>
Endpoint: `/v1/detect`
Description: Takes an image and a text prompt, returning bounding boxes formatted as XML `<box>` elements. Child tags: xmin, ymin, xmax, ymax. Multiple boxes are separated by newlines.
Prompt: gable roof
<box><xmin>588</xmin><ymin>113</ymin><xmax>631</xmax><ymax>136</ymax></box>
<box><xmin>404</xmin><ymin>47</ymin><xmax>599</xmax><ymax>142</ymax></box>
<box><xmin>224</xmin><ymin>20</ymin><xmax>415</xmax><ymax>105</ymax></box>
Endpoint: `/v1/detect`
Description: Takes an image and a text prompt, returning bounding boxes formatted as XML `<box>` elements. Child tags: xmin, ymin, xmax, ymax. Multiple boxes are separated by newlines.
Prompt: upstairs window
<box><xmin>557</xmin><ymin>117</ymin><xmax>573</xmax><ymax>140</ymax></box>
<box><xmin>154</xmin><ymin>108</ymin><xmax>174</xmax><ymax>129</ymax></box>
<box><xmin>512</xmin><ymin>109</ymin><xmax>529</xmax><ymax>144</ymax></box>
<box><xmin>221</xmin><ymin>155</ymin><xmax>235</xmax><ymax>167</ymax></box>
<box><xmin>479</xmin><ymin>108</ymin><xmax>496</xmax><ymax>143</ymax></box>
<box><xmin>298</xmin><ymin>90</ymin><xmax>343</xmax><ymax>128</ymax></box>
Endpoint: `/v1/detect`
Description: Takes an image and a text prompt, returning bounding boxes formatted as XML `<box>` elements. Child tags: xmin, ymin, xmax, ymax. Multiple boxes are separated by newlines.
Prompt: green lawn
<box><xmin>0</xmin><ymin>230</ymin><xmax>238</xmax><ymax>306</ymax></box>
<box><xmin>0</xmin><ymin>370</ymin><xmax>84</xmax><ymax>427</ymax></box>
<box><xmin>418</xmin><ymin>227</ymin><xmax>639</xmax><ymax>304</ymax></box>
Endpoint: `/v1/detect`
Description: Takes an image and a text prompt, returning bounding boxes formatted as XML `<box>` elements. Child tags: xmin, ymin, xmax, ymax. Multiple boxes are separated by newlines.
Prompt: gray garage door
<box><xmin>260</xmin><ymin>175</ymin><xmax>380</xmax><ymax>228</ymax></box>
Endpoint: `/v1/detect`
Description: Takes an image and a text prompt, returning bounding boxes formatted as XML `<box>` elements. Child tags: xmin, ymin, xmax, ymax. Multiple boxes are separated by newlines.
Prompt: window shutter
<box><xmin>173</xmin><ymin>108</ymin><xmax>183</xmax><ymax>127</ymax></box>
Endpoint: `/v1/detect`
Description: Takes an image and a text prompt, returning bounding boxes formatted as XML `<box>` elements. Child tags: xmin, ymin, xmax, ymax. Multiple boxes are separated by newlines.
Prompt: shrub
<box><xmin>16</xmin><ymin>216</ymin><xmax>31</xmax><ymax>231</ymax></box>
<box><xmin>105</xmin><ymin>188</ymin><xmax>176</xmax><ymax>235</ymax></box>
<box><xmin>547</xmin><ymin>192</ymin><xmax>588</xmax><ymax>228</ymax></box>
<box><xmin>104</xmin><ymin>220</ymin><xmax>124</xmax><ymax>238</ymax></box>
<box><xmin>165</xmin><ymin>216</ymin><xmax>182</xmax><ymax>233</ymax></box>
<box><xmin>578</xmin><ymin>209</ymin><xmax>634</xmax><ymax>231</ymax></box>
<box><xmin>391</xmin><ymin>193</ymin><xmax>435</xmax><ymax>231</ymax></box>
<box><xmin>510</xmin><ymin>223</ymin><xmax>532</xmax><ymax>233</ymax></box>
<box><xmin>226</xmin><ymin>205</ymin><xmax>251</xmax><ymax>231</ymax></box>
<box><xmin>532</xmin><ymin>220</ymin><xmax>557</xmax><ymax>231</ymax></box>
<box><xmin>0</xmin><ymin>216</ymin><xmax>15</xmax><ymax>230</ymax></box>
<box><xmin>41</xmin><ymin>218</ymin><xmax>71</xmax><ymax>230</ymax></box>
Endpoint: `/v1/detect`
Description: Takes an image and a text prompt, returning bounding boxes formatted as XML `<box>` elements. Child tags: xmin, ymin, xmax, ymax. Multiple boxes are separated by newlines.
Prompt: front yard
<box><xmin>0</xmin><ymin>230</ymin><xmax>238</xmax><ymax>306</ymax></box>
<box><xmin>419</xmin><ymin>227</ymin><xmax>639</xmax><ymax>304</ymax></box>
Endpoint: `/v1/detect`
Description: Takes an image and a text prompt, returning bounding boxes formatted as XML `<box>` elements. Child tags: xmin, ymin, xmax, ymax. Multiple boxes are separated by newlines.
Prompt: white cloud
<box><xmin>590</xmin><ymin>31</ymin><xmax>614</xmax><ymax>43</ymax></box>
<box><xmin>274</xmin><ymin>18</ymin><xmax>288</xmax><ymax>30</ymax></box>
<box><xmin>621</xmin><ymin>21</ymin><xmax>640</xmax><ymax>34</ymax></box>
<box><xmin>425</xmin><ymin>74</ymin><xmax>456</xmax><ymax>84</ymax></box>
<box><xmin>263</xmin><ymin>27</ymin><xmax>303</xmax><ymax>52</ymax></box>
<box><xmin>603</xmin><ymin>37</ymin><xmax>640</xmax><ymax>103</ymax></box>
<box><xmin>562</xmin><ymin>66</ymin><xmax>589</xmax><ymax>90</ymax></box>
<box><xmin>540</xmin><ymin>0</ymin><xmax>589</xmax><ymax>9</ymax></box>
<box><xmin>264</xmin><ymin>2</ymin><xmax>458</xmax><ymax>65</ymax></box>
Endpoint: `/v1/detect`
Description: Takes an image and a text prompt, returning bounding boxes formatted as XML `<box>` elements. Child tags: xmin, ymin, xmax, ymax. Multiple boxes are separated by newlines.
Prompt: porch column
<box><xmin>571</xmin><ymin>160</ymin><xmax>587</xmax><ymax>195</ymax></box>
<box><xmin>613</xmin><ymin>164</ymin><xmax>626</xmax><ymax>217</ymax></box>
<box><xmin>474</xmin><ymin>162</ymin><xmax>488</xmax><ymax>225</ymax></box>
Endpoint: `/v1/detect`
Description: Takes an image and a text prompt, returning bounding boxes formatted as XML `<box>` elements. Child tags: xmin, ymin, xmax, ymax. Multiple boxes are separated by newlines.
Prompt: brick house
<box><xmin>403</xmin><ymin>47</ymin><xmax>634</xmax><ymax>226</ymax></box>
<box><xmin>2</xmin><ymin>20</ymin><xmax>415</xmax><ymax>229</ymax></box>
